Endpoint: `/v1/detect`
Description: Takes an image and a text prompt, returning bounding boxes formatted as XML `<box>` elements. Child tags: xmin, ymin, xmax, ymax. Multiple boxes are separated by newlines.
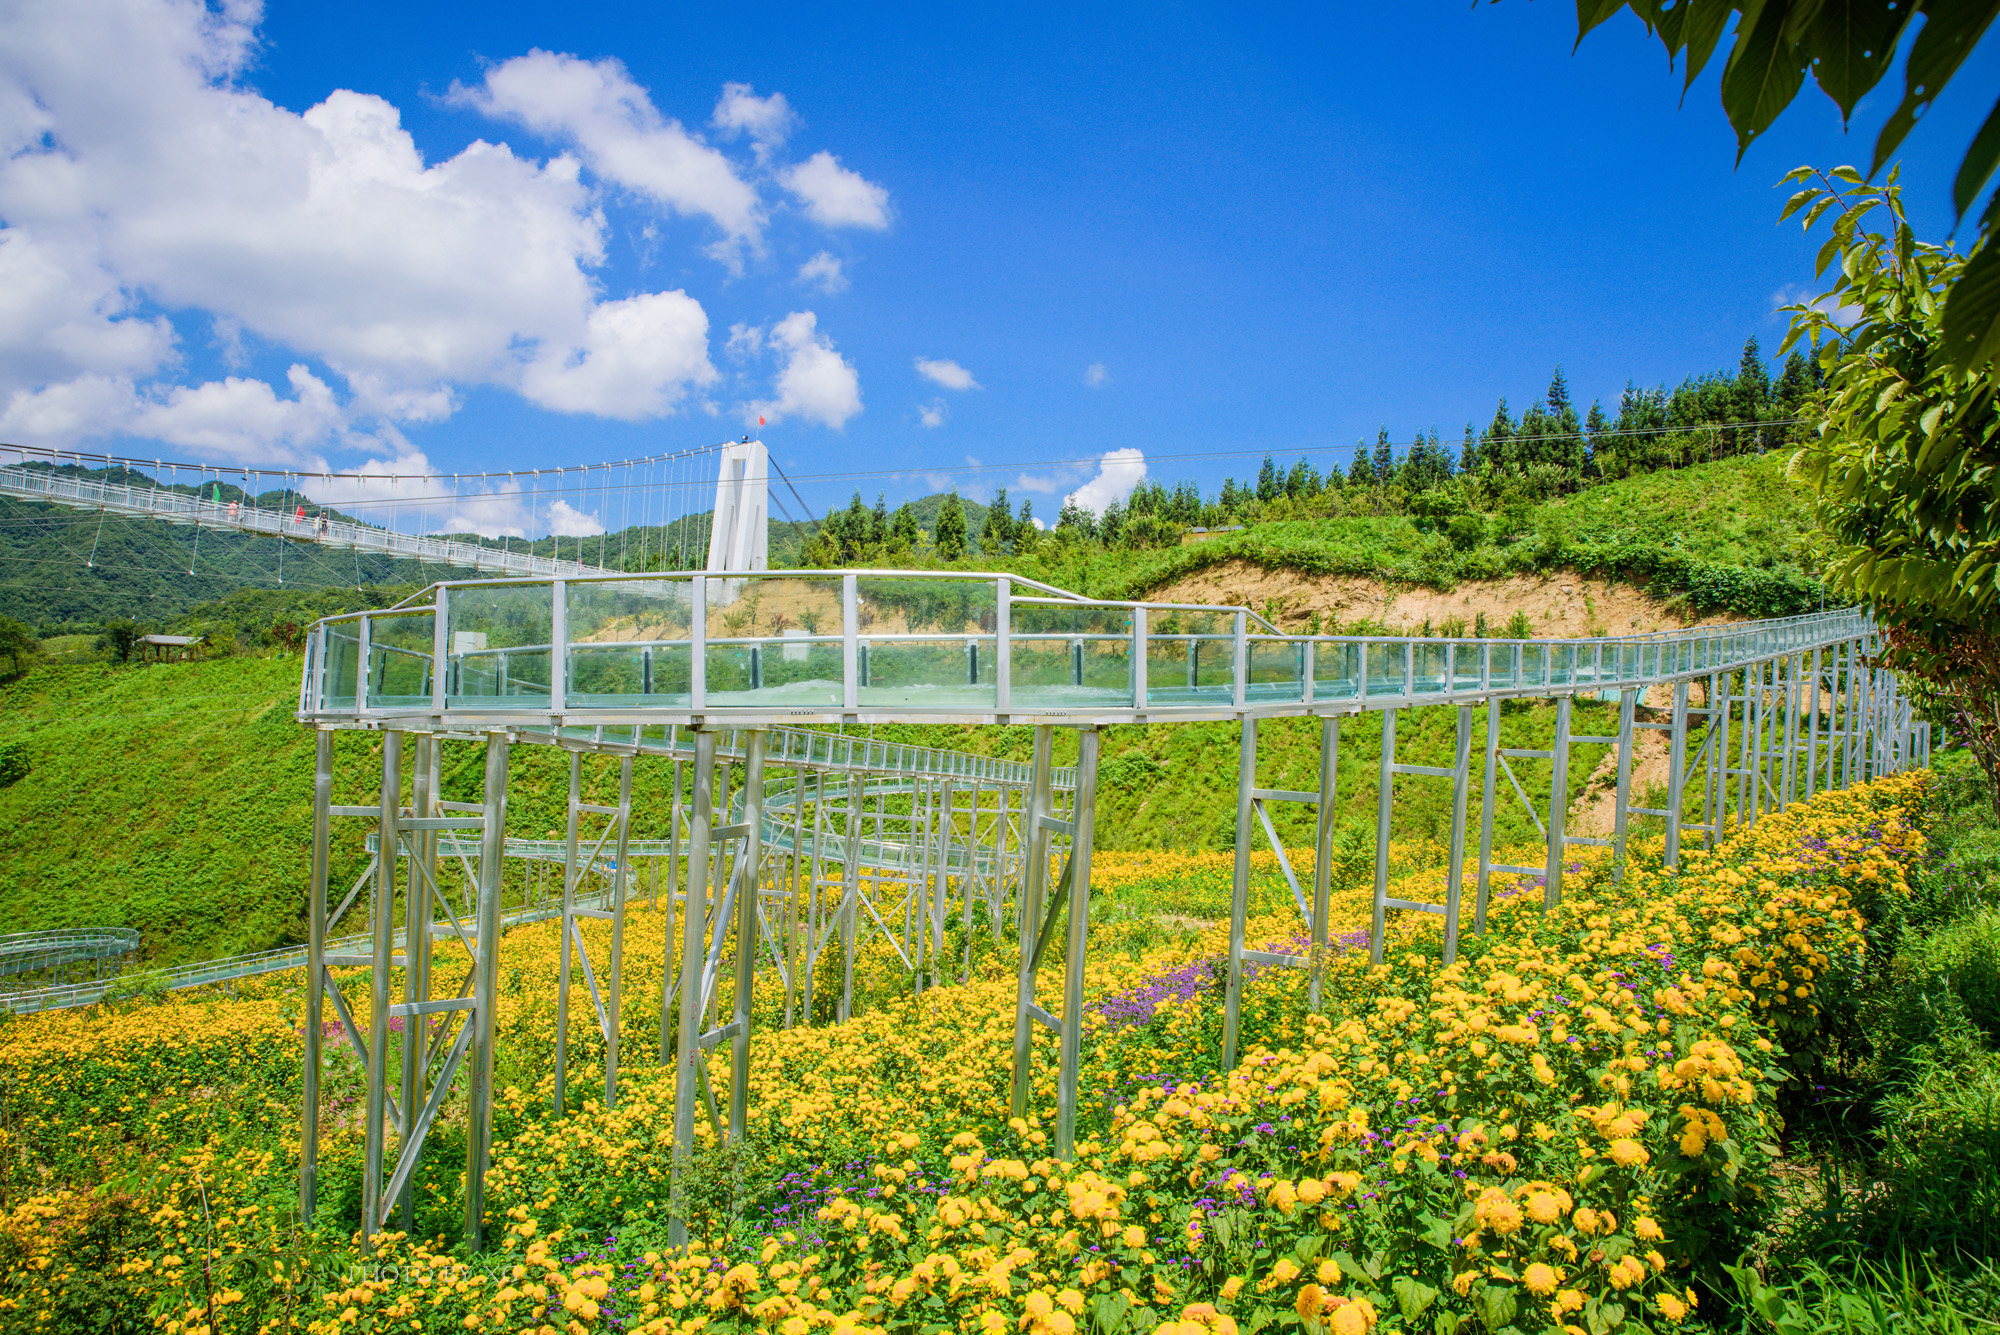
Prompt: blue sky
<box><xmin>1</xmin><ymin>0</ymin><xmax>1994</xmax><ymax>536</ymax></box>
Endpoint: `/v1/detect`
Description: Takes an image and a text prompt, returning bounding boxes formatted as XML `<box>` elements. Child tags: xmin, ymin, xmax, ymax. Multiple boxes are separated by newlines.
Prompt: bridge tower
<box><xmin>705</xmin><ymin>438</ymin><xmax>768</xmax><ymax>574</ymax></box>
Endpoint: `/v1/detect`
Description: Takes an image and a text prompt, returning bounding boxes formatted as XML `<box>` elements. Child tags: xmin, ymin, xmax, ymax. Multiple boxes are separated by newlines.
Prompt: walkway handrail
<box><xmin>296</xmin><ymin>568</ymin><xmax>1872</xmax><ymax>730</ymax></box>
<box><xmin>0</xmin><ymin>463</ymin><xmax>611</xmax><ymax>580</ymax></box>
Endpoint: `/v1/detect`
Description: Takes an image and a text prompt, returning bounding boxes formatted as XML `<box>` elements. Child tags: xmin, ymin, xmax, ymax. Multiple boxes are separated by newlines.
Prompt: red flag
<box><xmin>758</xmin><ymin>415</ymin><xmax>766</xmax><ymax>427</ymax></box>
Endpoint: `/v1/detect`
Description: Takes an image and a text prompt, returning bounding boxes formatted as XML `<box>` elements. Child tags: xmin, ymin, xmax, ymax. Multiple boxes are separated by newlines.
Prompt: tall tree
<box><xmin>1460</xmin><ymin>423</ymin><xmax>1479</xmax><ymax>475</ymax></box>
<box><xmin>1786</xmin><ymin>169</ymin><xmax>2000</xmax><ymax>810</ymax></box>
<box><xmin>934</xmin><ymin>490</ymin><xmax>967</xmax><ymax>560</ymax></box>
<box><xmin>1371</xmin><ymin>427</ymin><xmax>1394</xmax><ymax>483</ymax></box>
<box><xmin>891</xmin><ymin>503</ymin><xmax>921</xmax><ymax>548</ymax></box>
<box><xmin>982</xmin><ymin>485</ymin><xmax>1013</xmax><ymax>552</ymax></box>
<box><xmin>1256</xmin><ymin>453</ymin><xmax>1282</xmax><ymax>502</ymax></box>
<box><xmin>1348</xmin><ymin>441</ymin><xmax>1373</xmax><ymax>488</ymax></box>
<box><xmin>870</xmin><ymin>493</ymin><xmax>889</xmax><ymax>546</ymax></box>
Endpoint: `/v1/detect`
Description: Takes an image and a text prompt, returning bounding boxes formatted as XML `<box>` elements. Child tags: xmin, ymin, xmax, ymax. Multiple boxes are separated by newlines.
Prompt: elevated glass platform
<box><xmin>298</xmin><ymin>569</ymin><xmax>1870</xmax><ymax>733</ymax></box>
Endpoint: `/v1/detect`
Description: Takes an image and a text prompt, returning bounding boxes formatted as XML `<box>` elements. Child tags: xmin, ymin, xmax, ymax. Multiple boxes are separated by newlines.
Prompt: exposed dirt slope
<box><xmin>1148</xmin><ymin>560</ymin><xmax>1740</xmax><ymax>637</ymax></box>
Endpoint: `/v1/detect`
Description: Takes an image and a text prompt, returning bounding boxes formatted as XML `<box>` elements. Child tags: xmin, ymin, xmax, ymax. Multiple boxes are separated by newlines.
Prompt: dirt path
<box><xmin>1148</xmin><ymin>561</ymin><xmax>1738</xmax><ymax>637</ymax></box>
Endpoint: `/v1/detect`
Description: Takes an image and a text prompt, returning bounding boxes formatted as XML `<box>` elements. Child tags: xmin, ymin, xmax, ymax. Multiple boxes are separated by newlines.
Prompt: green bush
<box><xmin>1871</xmin><ymin>1043</ymin><xmax>2000</xmax><ymax>1260</ymax></box>
<box><xmin>0</xmin><ymin>739</ymin><xmax>25</xmax><ymax>788</ymax></box>
<box><xmin>1899</xmin><ymin>907</ymin><xmax>2000</xmax><ymax>1047</ymax></box>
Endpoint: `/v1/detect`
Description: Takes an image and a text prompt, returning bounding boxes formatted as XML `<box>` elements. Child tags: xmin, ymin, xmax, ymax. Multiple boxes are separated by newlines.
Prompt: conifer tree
<box><xmin>1348</xmin><ymin>441</ymin><xmax>1372</xmax><ymax>488</ymax></box>
<box><xmin>1371</xmin><ymin>427</ymin><xmax>1394</xmax><ymax>483</ymax></box>
<box><xmin>982</xmin><ymin>485</ymin><xmax>1013</xmax><ymax>552</ymax></box>
<box><xmin>1256</xmin><ymin>453</ymin><xmax>1281</xmax><ymax>502</ymax></box>
<box><xmin>934</xmin><ymin>491</ymin><xmax>967</xmax><ymax>559</ymax></box>
<box><xmin>870</xmin><ymin>493</ymin><xmax>889</xmax><ymax>546</ymax></box>
<box><xmin>1461</xmin><ymin>423</ymin><xmax>1479</xmax><ymax>475</ymax></box>
<box><xmin>1735</xmin><ymin>336</ymin><xmax>1771</xmax><ymax>421</ymax></box>
<box><xmin>891</xmin><ymin>503</ymin><xmax>921</xmax><ymax>548</ymax></box>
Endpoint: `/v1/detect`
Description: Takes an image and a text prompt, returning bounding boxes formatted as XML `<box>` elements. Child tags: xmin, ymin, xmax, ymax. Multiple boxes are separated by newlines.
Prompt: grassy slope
<box><xmin>0</xmin><ymin>657</ymin><xmax>1636</xmax><ymax>965</ymax></box>
<box><xmin>0</xmin><ymin>659</ymin><xmax>674</xmax><ymax>965</ymax></box>
<box><xmin>983</xmin><ymin>452</ymin><xmax>1818</xmax><ymax>612</ymax></box>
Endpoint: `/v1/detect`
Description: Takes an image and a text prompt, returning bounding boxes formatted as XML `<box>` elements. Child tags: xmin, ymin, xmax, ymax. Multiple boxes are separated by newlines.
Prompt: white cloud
<box><xmin>711</xmin><ymin>83</ymin><xmax>794</xmax><ymax>162</ymax></box>
<box><xmin>0</xmin><ymin>231</ymin><xmax>173</xmax><ymax>388</ymax></box>
<box><xmin>780</xmin><ymin>151</ymin><xmax>890</xmax><ymax>230</ymax></box>
<box><xmin>1062</xmin><ymin>448</ymin><xmax>1146</xmax><ymax>515</ymax></box>
<box><xmin>919</xmin><ymin>399</ymin><xmax>946</xmax><ymax>428</ymax></box>
<box><xmin>0</xmin><ymin>374</ymin><xmax>139</xmax><ymax>451</ymax></box>
<box><xmin>915</xmin><ymin>357</ymin><xmax>979</xmax><ymax>391</ymax></box>
<box><xmin>0</xmin><ymin>0</ymin><xmax>743</xmax><ymax>449</ymax></box>
<box><xmin>520</xmin><ymin>290</ymin><xmax>717</xmax><ymax>420</ymax></box>
<box><xmin>463</xmin><ymin>51</ymin><xmax>763</xmax><ymax>250</ymax></box>
<box><xmin>1084</xmin><ymin>362</ymin><xmax>1109</xmax><ymax>387</ymax></box>
<box><xmin>796</xmin><ymin>251</ymin><xmax>848</xmax><ymax>294</ymax></box>
<box><xmin>746</xmin><ymin>310</ymin><xmax>861</xmax><ymax>429</ymax></box>
<box><xmin>546</xmin><ymin>497</ymin><xmax>604</xmax><ymax>537</ymax></box>
<box><xmin>130</xmin><ymin>365</ymin><xmax>341</xmax><ymax>463</ymax></box>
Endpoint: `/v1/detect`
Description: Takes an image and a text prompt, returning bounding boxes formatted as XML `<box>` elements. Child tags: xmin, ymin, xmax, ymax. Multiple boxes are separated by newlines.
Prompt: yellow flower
<box><xmin>1525</xmin><ymin>1192</ymin><xmax>1563</xmax><ymax>1225</ymax></box>
<box><xmin>1635</xmin><ymin>1217</ymin><xmax>1665</xmax><ymax>1243</ymax></box>
<box><xmin>1607</xmin><ymin>1257</ymin><xmax>1647</xmax><ymax>1291</ymax></box>
<box><xmin>1522</xmin><ymin>1264</ymin><xmax>1559</xmax><ymax>1297</ymax></box>
<box><xmin>1608</xmin><ymin>1139</ymin><xmax>1649</xmax><ymax>1168</ymax></box>
<box><xmin>1656</xmin><ymin>1292</ymin><xmax>1688</xmax><ymax>1322</ymax></box>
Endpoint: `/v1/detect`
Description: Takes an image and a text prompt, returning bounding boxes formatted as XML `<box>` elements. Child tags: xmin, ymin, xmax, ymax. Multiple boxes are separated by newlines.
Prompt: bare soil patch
<box><xmin>1147</xmin><ymin>561</ymin><xmax>1740</xmax><ymax>638</ymax></box>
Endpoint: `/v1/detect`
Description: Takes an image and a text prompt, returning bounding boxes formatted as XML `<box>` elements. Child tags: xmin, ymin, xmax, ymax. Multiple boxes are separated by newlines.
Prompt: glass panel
<box><xmin>847</xmin><ymin>577</ymin><xmax>999</xmax><ymax>709</ymax></box>
<box><xmin>1365</xmin><ymin>642</ymin><xmax>1404</xmax><ymax>697</ymax></box>
<box><xmin>1246</xmin><ymin>637</ymin><xmax>1304</xmax><ymax>703</ymax></box>
<box><xmin>1412</xmin><ymin>641</ymin><xmax>1448</xmax><ymax>695</ymax></box>
<box><xmin>1141</xmin><ymin>607</ymin><xmax>1233</xmax><ymax>706</ymax></box>
<box><xmin>859</xmin><ymin>637</ymin><xmax>998</xmax><ymax>708</ymax></box>
<box><xmin>322</xmin><ymin>622</ymin><xmax>362</xmax><ymax>710</ymax></box>
<box><xmin>366</xmin><ymin>612</ymin><xmax>434</xmax><ymax>708</ymax></box>
<box><xmin>1011</xmin><ymin>601</ymin><xmax>1133</xmax><ymax>708</ymax></box>
<box><xmin>1551</xmin><ymin>644</ymin><xmax>1576</xmax><ymax>687</ymax></box>
<box><xmin>1520</xmin><ymin>643</ymin><xmax>1546</xmax><ymax>689</ymax></box>
<box><xmin>1312</xmin><ymin>639</ymin><xmax>1360</xmax><ymax>699</ymax></box>
<box><xmin>446</xmin><ymin>584</ymin><xmax>553</xmax><ymax>707</ymax></box>
<box><xmin>706</xmin><ymin>574</ymin><xmax>845</xmax><ymax>707</ymax></box>
<box><xmin>566</xmin><ymin>576</ymin><xmax>695</xmax><ymax>707</ymax></box>
<box><xmin>1452</xmin><ymin>641</ymin><xmax>1484</xmax><ymax>692</ymax></box>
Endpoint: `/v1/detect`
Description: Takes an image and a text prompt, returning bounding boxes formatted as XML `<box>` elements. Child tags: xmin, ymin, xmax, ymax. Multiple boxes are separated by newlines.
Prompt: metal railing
<box><xmin>0</xmin><ymin>464</ymin><xmax>610</xmax><ymax>580</ymax></box>
<box><xmin>297</xmin><ymin>568</ymin><xmax>1873</xmax><ymax>727</ymax></box>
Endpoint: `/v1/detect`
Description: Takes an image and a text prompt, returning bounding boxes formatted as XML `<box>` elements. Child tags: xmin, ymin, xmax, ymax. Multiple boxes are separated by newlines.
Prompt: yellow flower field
<box><xmin>0</xmin><ymin>771</ymin><xmax>1928</xmax><ymax>1335</ymax></box>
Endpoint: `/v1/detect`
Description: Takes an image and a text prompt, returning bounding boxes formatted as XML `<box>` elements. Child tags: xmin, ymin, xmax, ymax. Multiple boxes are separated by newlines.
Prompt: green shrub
<box><xmin>1902</xmin><ymin>907</ymin><xmax>2000</xmax><ymax>1046</ymax></box>
<box><xmin>0</xmin><ymin>739</ymin><xmax>25</xmax><ymax>788</ymax></box>
<box><xmin>1871</xmin><ymin>1042</ymin><xmax>2000</xmax><ymax>1260</ymax></box>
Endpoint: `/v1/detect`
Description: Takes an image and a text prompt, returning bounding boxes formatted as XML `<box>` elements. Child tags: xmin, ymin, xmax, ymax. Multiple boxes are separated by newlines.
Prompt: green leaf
<box><xmin>1953</xmin><ymin>93</ymin><xmax>2000</xmax><ymax>220</ymax></box>
<box><xmin>1722</xmin><ymin>0</ymin><xmax>1814</xmax><ymax>159</ymax></box>
<box><xmin>1393</xmin><ymin>1276</ymin><xmax>1440</xmax><ymax>1323</ymax></box>
<box><xmin>1871</xmin><ymin>0</ymin><xmax>2000</xmax><ymax>175</ymax></box>
<box><xmin>1333</xmin><ymin>1251</ymin><xmax>1370</xmax><ymax>1284</ymax></box>
<box><xmin>1681</xmin><ymin>0</ymin><xmax>1739</xmax><ymax>91</ymax></box>
<box><xmin>1576</xmin><ymin>0</ymin><xmax>1633</xmax><ymax>45</ymax></box>
<box><xmin>1780</xmin><ymin>187</ymin><xmax>1820</xmax><ymax>221</ymax></box>
<box><xmin>1478</xmin><ymin>1282</ymin><xmax>1519</xmax><ymax>1331</ymax></box>
<box><xmin>1092</xmin><ymin>1291</ymin><xmax>1132</xmax><ymax>1335</ymax></box>
<box><xmin>1801</xmin><ymin>0</ymin><xmax>1913</xmax><ymax>121</ymax></box>
<box><xmin>1941</xmin><ymin>241</ymin><xmax>2000</xmax><ymax>371</ymax></box>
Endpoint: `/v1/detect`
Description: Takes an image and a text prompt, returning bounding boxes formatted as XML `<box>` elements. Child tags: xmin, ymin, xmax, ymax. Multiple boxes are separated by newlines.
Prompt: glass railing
<box><xmin>300</xmin><ymin>570</ymin><xmax>1873</xmax><ymax>723</ymax></box>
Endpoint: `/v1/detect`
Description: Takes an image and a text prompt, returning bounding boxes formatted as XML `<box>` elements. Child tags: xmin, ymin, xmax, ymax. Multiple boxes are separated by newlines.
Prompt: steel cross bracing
<box><xmin>0</xmin><ymin>462</ymin><xmax>610</xmax><ymax>579</ymax></box>
<box><xmin>293</xmin><ymin>570</ymin><xmax>1930</xmax><ymax>1253</ymax></box>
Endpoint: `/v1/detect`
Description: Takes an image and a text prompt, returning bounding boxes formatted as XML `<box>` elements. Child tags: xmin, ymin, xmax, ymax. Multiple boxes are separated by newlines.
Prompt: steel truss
<box><xmin>297</xmin><ymin>577</ymin><xmax>1929</xmax><ymax>1253</ymax></box>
